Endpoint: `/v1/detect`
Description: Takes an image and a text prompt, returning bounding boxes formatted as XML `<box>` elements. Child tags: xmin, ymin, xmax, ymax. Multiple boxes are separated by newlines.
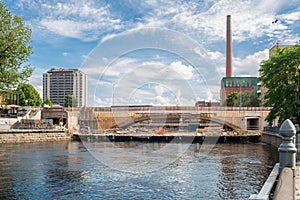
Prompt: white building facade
<box><xmin>43</xmin><ymin>68</ymin><xmax>87</xmax><ymax>107</ymax></box>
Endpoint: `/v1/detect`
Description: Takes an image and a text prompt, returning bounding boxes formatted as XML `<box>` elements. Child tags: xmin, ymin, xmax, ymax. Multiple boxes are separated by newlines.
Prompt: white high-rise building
<box><xmin>43</xmin><ymin>68</ymin><xmax>87</xmax><ymax>107</ymax></box>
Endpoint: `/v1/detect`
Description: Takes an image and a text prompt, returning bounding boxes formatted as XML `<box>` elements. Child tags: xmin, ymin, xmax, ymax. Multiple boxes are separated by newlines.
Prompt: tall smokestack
<box><xmin>226</xmin><ymin>15</ymin><xmax>232</xmax><ymax>77</ymax></box>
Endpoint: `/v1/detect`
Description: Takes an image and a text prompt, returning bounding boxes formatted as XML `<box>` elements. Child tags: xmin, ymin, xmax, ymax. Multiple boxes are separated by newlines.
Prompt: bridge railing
<box><xmin>85</xmin><ymin>106</ymin><xmax>271</xmax><ymax>112</ymax></box>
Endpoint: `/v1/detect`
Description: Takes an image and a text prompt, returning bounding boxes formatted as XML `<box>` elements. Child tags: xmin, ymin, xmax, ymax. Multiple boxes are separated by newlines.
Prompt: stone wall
<box><xmin>0</xmin><ymin>129</ymin><xmax>71</xmax><ymax>143</ymax></box>
<box><xmin>261</xmin><ymin>131</ymin><xmax>282</xmax><ymax>148</ymax></box>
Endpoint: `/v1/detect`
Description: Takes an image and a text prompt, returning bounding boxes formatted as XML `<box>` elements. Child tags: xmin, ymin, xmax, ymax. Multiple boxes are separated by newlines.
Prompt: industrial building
<box><xmin>220</xmin><ymin>15</ymin><xmax>258</xmax><ymax>104</ymax></box>
<box><xmin>221</xmin><ymin>77</ymin><xmax>258</xmax><ymax>104</ymax></box>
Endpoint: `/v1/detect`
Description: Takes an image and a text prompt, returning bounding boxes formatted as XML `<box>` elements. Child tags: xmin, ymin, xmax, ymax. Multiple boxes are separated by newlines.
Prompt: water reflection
<box><xmin>0</xmin><ymin>142</ymin><xmax>89</xmax><ymax>199</ymax></box>
<box><xmin>216</xmin><ymin>144</ymin><xmax>278</xmax><ymax>199</ymax></box>
<box><xmin>0</xmin><ymin>141</ymin><xmax>278</xmax><ymax>199</ymax></box>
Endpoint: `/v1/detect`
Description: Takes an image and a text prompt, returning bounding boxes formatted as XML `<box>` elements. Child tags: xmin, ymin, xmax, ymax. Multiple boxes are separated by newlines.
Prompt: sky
<box><xmin>3</xmin><ymin>0</ymin><xmax>300</xmax><ymax>106</ymax></box>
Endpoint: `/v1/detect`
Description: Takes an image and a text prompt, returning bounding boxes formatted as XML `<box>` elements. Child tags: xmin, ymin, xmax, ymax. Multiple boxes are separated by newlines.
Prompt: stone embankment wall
<box><xmin>261</xmin><ymin>131</ymin><xmax>282</xmax><ymax>148</ymax></box>
<box><xmin>0</xmin><ymin>129</ymin><xmax>71</xmax><ymax>143</ymax></box>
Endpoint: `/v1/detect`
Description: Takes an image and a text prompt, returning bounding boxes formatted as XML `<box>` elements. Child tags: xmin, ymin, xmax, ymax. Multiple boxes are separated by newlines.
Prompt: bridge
<box><xmin>66</xmin><ymin>106</ymin><xmax>271</xmax><ymax>136</ymax></box>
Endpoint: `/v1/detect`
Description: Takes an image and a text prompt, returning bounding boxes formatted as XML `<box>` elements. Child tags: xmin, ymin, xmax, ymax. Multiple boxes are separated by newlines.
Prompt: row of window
<box><xmin>224</xmin><ymin>81</ymin><xmax>254</xmax><ymax>88</ymax></box>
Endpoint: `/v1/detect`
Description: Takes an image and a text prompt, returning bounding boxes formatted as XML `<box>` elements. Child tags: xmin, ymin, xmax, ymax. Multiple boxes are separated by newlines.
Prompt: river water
<box><xmin>0</xmin><ymin>141</ymin><xmax>278</xmax><ymax>199</ymax></box>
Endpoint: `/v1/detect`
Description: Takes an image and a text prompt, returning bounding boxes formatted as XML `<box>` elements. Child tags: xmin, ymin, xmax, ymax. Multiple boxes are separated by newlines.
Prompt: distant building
<box><xmin>257</xmin><ymin>81</ymin><xmax>268</xmax><ymax>106</ymax></box>
<box><xmin>268</xmin><ymin>42</ymin><xmax>290</xmax><ymax>57</ymax></box>
<box><xmin>0</xmin><ymin>92</ymin><xmax>19</xmax><ymax>106</ymax></box>
<box><xmin>220</xmin><ymin>77</ymin><xmax>258</xmax><ymax>105</ymax></box>
<box><xmin>195</xmin><ymin>101</ymin><xmax>220</xmax><ymax>107</ymax></box>
<box><xmin>43</xmin><ymin>68</ymin><xmax>87</xmax><ymax>107</ymax></box>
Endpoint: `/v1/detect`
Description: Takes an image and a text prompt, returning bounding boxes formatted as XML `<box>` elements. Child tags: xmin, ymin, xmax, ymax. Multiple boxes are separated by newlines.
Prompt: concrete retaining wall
<box><xmin>261</xmin><ymin>131</ymin><xmax>282</xmax><ymax>148</ymax></box>
<box><xmin>0</xmin><ymin>129</ymin><xmax>71</xmax><ymax>143</ymax></box>
<box><xmin>273</xmin><ymin>167</ymin><xmax>294</xmax><ymax>200</ymax></box>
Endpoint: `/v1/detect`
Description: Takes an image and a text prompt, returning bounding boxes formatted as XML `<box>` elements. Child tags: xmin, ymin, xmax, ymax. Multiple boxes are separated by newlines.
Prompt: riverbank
<box><xmin>0</xmin><ymin>129</ymin><xmax>71</xmax><ymax>143</ymax></box>
<box><xmin>73</xmin><ymin>132</ymin><xmax>261</xmax><ymax>143</ymax></box>
<box><xmin>0</xmin><ymin>129</ymin><xmax>261</xmax><ymax>144</ymax></box>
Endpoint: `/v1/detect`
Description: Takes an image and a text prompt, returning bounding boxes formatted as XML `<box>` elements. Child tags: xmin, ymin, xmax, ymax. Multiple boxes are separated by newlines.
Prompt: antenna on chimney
<box><xmin>226</xmin><ymin>15</ymin><xmax>232</xmax><ymax>77</ymax></box>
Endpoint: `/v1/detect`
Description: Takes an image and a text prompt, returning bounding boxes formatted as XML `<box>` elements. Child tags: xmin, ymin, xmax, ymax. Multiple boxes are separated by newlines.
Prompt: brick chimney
<box><xmin>226</xmin><ymin>15</ymin><xmax>232</xmax><ymax>77</ymax></box>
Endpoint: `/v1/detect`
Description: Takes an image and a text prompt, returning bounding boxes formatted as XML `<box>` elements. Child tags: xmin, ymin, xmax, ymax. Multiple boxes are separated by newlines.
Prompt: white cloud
<box><xmin>62</xmin><ymin>52</ymin><xmax>69</xmax><ymax>57</ymax></box>
<box><xmin>155</xmin><ymin>95</ymin><xmax>171</xmax><ymax>105</ymax></box>
<box><xmin>154</xmin><ymin>85</ymin><xmax>164</xmax><ymax>96</ymax></box>
<box><xmin>206</xmin><ymin>48</ymin><xmax>269</xmax><ymax>79</ymax></box>
<box><xmin>93</xmin><ymin>96</ymin><xmax>111</xmax><ymax>107</ymax></box>
<box><xmin>136</xmin><ymin>0</ymin><xmax>298</xmax><ymax>45</ymax></box>
<box><xmin>101</xmin><ymin>33</ymin><xmax>118</xmax><ymax>43</ymax></box>
<box><xmin>168</xmin><ymin>61</ymin><xmax>194</xmax><ymax>80</ymax></box>
<box><xmin>14</xmin><ymin>0</ymin><xmax>299</xmax><ymax>45</ymax></box>
<box><xmin>207</xmin><ymin>51</ymin><xmax>224</xmax><ymax>60</ymax></box>
<box><xmin>28</xmin><ymin>67</ymin><xmax>45</xmax><ymax>99</ymax></box>
<box><xmin>233</xmin><ymin>49</ymin><xmax>269</xmax><ymax>77</ymax></box>
<box><xmin>283</xmin><ymin>11</ymin><xmax>300</xmax><ymax>21</ymax></box>
<box><xmin>34</xmin><ymin>1</ymin><xmax>122</xmax><ymax>41</ymax></box>
<box><xmin>10</xmin><ymin>0</ymin><xmax>299</xmax><ymax>106</ymax></box>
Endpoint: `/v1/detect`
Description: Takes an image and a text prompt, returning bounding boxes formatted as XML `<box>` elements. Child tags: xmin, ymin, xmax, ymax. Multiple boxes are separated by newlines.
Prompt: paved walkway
<box><xmin>296</xmin><ymin>163</ymin><xmax>300</xmax><ymax>199</ymax></box>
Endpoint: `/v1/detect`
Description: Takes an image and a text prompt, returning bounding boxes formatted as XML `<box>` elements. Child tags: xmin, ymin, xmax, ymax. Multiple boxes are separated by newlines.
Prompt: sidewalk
<box><xmin>296</xmin><ymin>163</ymin><xmax>300</xmax><ymax>199</ymax></box>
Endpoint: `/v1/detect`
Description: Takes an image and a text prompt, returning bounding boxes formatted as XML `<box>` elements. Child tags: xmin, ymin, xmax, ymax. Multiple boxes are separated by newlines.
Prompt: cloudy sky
<box><xmin>4</xmin><ymin>0</ymin><xmax>300</xmax><ymax>106</ymax></box>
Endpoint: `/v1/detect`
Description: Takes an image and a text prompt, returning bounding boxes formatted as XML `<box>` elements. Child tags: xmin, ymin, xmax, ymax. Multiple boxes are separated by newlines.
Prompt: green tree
<box><xmin>0</xmin><ymin>2</ymin><xmax>33</xmax><ymax>93</ymax></box>
<box><xmin>64</xmin><ymin>95</ymin><xmax>77</xmax><ymax>107</ymax></box>
<box><xmin>224</xmin><ymin>91</ymin><xmax>259</xmax><ymax>107</ymax></box>
<box><xmin>259</xmin><ymin>44</ymin><xmax>300</xmax><ymax>125</ymax></box>
<box><xmin>238</xmin><ymin>91</ymin><xmax>259</xmax><ymax>107</ymax></box>
<box><xmin>17</xmin><ymin>83</ymin><xmax>42</xmax><ymax>106</ymax></box>
<box><xmin>224</xmin><ymin>92</ymin><xmax>238</xmax><ymax>106</ymax></box>
<box><xmin>43</xmin><ymin>98</ymin><xmax>52</xmax><ymax>107</ymax></box>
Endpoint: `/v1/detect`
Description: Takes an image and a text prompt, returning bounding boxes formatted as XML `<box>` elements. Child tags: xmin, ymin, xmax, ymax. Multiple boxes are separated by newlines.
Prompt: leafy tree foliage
<box><xmin>17</xmin><ymin>83</ymin><xmax>41</xmax><ymax>106</ymax></box>
<box><xmin>224</xmin><ymin>92</ymin><xmax>238</xmax><ymax>106</ymax></box>
<box><xmin>0</xmin><ymin>2</ymin><xmax>33</xmax><ymax>92</ymax></box>
<box><xmin>64</xmin><ymin>95</ymin><xmax>77</xmax><ymax>107</ymax></box>
<box><xmin>43</xmin><ymin>98</ymin><xmax>52</xmax><ymax>107</ymax></box>
<box><xmin>238</xmin><ymin>91</ymin><xmax>259</xmax><ymax>107</ymax></box>
<box><xmin>224</xmin><ymin>91</ymin><xmax>259</xmax><ymax>107</ymax></box>
<box><xmin>259</xmin><ymin>44</ymin><xmax>300</xmax><ymax>125</ymax></box>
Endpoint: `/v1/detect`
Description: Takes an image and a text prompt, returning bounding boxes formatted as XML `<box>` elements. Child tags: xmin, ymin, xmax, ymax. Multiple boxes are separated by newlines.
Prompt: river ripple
<box><xmin>0</xmin><ymin>141</ymin><xmax>278</xmax><ymax>199</ymax></box>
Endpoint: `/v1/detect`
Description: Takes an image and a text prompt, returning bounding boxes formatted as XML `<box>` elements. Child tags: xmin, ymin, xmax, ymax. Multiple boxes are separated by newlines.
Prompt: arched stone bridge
<box><xmin>70</xmin><ymin>106</ymin><xmax>271</xmax><ymax>135</ymax></box>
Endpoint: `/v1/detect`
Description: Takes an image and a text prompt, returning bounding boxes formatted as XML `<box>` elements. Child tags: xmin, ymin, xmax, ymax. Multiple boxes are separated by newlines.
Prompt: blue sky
<box><xmin>3</xmin><ymin>0</ymin><xmax>300</xmax><ymax>106</ymax></box>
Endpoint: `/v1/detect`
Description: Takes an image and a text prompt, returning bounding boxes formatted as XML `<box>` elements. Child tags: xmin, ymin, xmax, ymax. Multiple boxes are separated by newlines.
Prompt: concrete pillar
<box><xmin>279</xmin><ymin>119</ymin><xmax>297</xmax><ymax>172</ymax></box>
<box><xmin>295</xmin><ymin>124</ymin><xmax>300</xmax><ymax>161</ymax></box>
<box><xmin>278</xmin><ymin>119</ymin><xmax>297</xmax><ymax>199</ymax></box>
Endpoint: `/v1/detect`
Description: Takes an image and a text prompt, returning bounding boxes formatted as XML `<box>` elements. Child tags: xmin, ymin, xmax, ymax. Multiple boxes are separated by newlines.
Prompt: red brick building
<box><xmin>220</xmin><ymin>77</ymin><xmax>258</xmax><ymax>105</ymax></box>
